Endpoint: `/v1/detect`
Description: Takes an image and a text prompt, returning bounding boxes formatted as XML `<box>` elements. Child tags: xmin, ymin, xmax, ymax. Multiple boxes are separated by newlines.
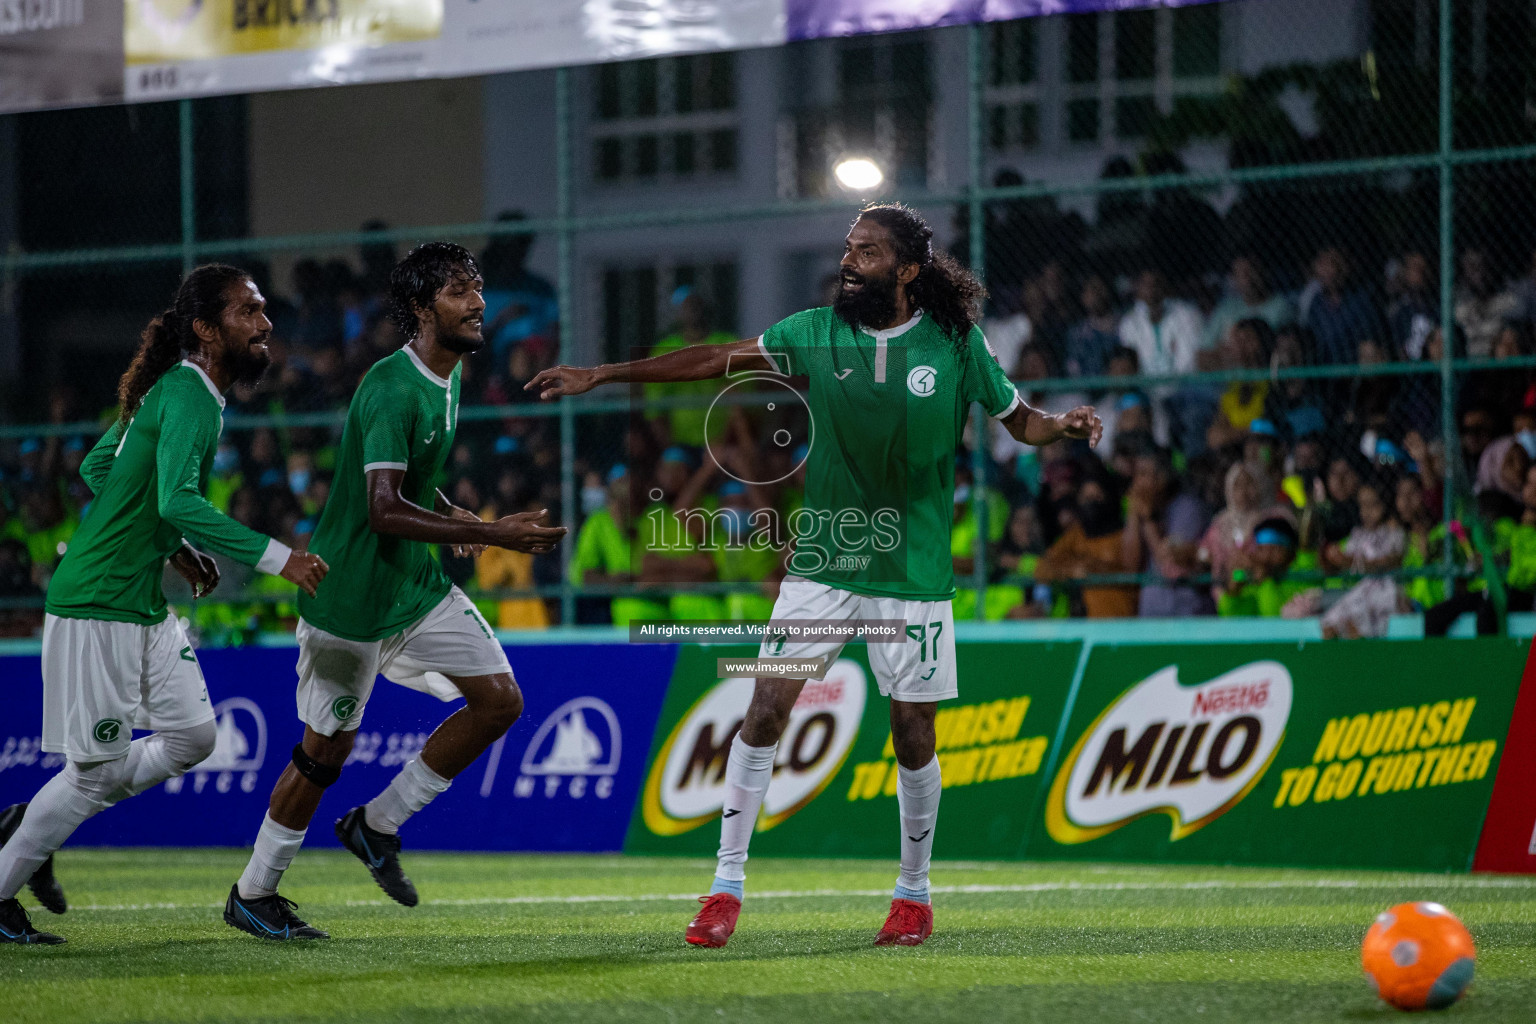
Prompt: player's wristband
<box><xmin>257</xmin><ymin>538</ymin><xmax>293</xmax><ymax>576</ymax></box>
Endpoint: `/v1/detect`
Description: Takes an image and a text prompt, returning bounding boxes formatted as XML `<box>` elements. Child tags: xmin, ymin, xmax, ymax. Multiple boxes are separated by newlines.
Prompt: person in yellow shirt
<box><xmin>477</xmin><ymin>500</ymin><xmax>551</xmax><ymax>630</ymax></box>
<box><xmin>1205</xmin><ymin>319</ymin><xmax>1273</xmax><ymax>450</ymax></box>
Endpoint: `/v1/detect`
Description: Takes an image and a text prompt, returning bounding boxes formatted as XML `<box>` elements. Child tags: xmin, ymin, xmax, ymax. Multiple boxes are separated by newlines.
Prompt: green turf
<box><xmin>5</xmin><ymin>850</ymin><xmax>1534</xmax><ymax>1023</ymax></box>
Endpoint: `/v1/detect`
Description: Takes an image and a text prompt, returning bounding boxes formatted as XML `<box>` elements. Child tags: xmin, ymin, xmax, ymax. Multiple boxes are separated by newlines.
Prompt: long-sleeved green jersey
<box><xmin>45</xmin><ymin>361</ymin><xmax>289</xmax><ymax>625</ymax></box>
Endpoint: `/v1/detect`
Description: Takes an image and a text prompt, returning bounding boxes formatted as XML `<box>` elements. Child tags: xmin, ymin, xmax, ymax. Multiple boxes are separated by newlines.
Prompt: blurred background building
<box><xmin>3</xmin><ymin>0</ymin><xmax>1535</xmax><ymax>639</ymax></box>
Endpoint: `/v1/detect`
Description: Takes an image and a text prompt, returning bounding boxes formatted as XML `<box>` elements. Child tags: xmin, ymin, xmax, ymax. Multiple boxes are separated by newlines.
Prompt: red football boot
<box><xmin>874</xmin><ymin>897</ymin><xmax>933</xmax><ymax>946</ymax></box>
<box><xmin>685</xmin><ymin>893</ymin><xmax>742</xmax><ymax>948</ymax></box>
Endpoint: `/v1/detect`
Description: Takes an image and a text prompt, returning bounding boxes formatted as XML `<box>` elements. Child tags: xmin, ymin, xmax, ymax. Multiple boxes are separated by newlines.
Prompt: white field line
<box><xmin>66</xmin><ymin>876</ymin><xmax>1536</xmax><ymax>914</ymax></box>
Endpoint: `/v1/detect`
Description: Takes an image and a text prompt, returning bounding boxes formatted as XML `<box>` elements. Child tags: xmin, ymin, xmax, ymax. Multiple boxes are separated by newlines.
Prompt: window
<box><xmin>590</xmin><ymin>53</ymin><xmax>738</xmax><ymax>184</ymax></box>
<box><xmin>990</xmin><ymin>20</ymin><xmax>1038</xmax><ymax>87</ymax></box>
<box><xmin>990</xmin><ymin>103</ymin><xmax>1040</xmax><ymax>150</ymax></box>
<box><xmin>1114</xmin><ymin>95</ymin><xmax>1158</xmax><ymax>139</ymax></box>
<box><xmin>1066</xmin><ymin>98</ymin><xmax>1100</xmax><ymax>143</ymax></box>
<box><xmin>986</xmin><ymin>20</ymin><xmax>1040</xmax><ymax>153</ymax></box>
<box><xmin>781</xmin><ymin>33</ymin><xmax>932</xmax><ymax>197</ymax></box>
<box><xmin>1114</xmin><ymin>9</ymin><xmax>1156</xmax><ymax>81</ymax></box>
<box><xmin>1066</xmin><ymin>14</ymin><xmax>1099</xmax><ymax>84</ymax></box>
<box><xmin>1057</xmin><ymin>7</ymin><xmax>1226</xmax><ymax>148</ymax></box>
<box><xmin>1172</xmin><ymin>4</ymin><xmax>1222</xmax><ymax>79</ymax></box>
<box><xmin>601</xmin><ymin>261</ymin><xmax>739</xmax><ymax>364</ymax></box>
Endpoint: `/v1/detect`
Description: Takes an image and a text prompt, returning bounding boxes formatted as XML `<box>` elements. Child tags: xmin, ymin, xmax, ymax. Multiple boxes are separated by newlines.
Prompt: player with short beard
<box><xmin>528</xmin><ymin>203</ymin><xmax>1102</xmax><ymax>949</ymax></box>
<box><xmin>226</xmin><ymin>243</ymin><xmax>566</xmax><ymax>941</ymax></box>
<box><xmin>0</xmin><ymin>264</ymin><xmax>330</xmax><ymax>946</ymax></box>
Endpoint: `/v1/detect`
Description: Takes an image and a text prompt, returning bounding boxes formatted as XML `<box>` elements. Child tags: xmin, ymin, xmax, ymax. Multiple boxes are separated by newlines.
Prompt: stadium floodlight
<box><xmin>833</xmin><ymin>156</ymin><xmax>884</xmax><ymax>192</ymax></box>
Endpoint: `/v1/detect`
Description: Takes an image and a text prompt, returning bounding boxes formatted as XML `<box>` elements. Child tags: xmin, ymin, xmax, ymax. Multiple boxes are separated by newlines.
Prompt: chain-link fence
<box><xmin>4</xmin><ymin>0</ymin><xmax>1536</xmax><ymax>641</ymax></box>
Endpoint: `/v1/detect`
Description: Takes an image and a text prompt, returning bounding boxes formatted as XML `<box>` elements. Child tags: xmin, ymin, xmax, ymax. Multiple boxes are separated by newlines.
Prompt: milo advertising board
<box><xmin>625</xmin><ymin>641</ymin><xmax>1083</xmax><ymax>858</ymax></box>
<box><xmin>1030</xmin><ymin>639</ymin><xmax>1529</xmax><ymax>871</ymax></box>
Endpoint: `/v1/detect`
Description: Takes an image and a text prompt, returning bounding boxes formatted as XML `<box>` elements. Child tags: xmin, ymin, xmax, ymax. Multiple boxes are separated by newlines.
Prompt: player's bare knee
<box><xmin>890</xmin><ymin>702</ymin><xmax>937</xmax><ymax>770</ymax></box>
<box><xmin>302</xmin><ymin>727</ymin><xmax>355</xmax><ymax>768</ymax></box>
<box><xmin>892</xmin><ymin>734</ymin><xmax>936</xmax><ymax>771</ymax></box>
<box><xmin>476</xmin><ymin>676</ymin><xmax>523</xmax><ymax>732</ymax></box>
<box><xmin>740</xmin><ymin>681</ymin><xmax>796</xmax><ymax>746</ymax></box>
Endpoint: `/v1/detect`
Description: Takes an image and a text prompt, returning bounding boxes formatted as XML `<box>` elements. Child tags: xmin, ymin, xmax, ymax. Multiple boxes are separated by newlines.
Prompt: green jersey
<box><xmin>299</xmin><ymin>346</ymin><xmax>461</xmax><ymax>641</ymax></box>
<box><xmin>758</xmin><ymin>307</ymin><xmax>1020</xmax><ymax>599</ymax></box>
<box><xmin>46</xmin><ymin>361</ymin><xmax>286</xmax><ymax>625</ymax></box>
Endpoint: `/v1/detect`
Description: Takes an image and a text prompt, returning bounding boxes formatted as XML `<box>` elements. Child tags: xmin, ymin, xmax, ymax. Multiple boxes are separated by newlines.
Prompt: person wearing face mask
<box><xmin>1034</xmin><ymin>475</ymin><xmax>1136</xmax><ymax>617</ymax></box>
<box><xmin>286</xmin><ymin>452</ymin><xmax>318</xmax><ymax>518</ymax></box>
<box><xmin>567</xmin><ymin>465</ymin><xmax>665</xmax><ymax>626</ymax></box>
<box><xmin>579</xmin><ymin>469</ymin><xmax>608</xmax><ymax>519</ymax></box>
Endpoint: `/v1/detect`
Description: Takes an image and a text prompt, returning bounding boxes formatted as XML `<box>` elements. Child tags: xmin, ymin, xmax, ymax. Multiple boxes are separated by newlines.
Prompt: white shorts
<box><xmin>758</xmin><ymin>576</ymin><xmax>957</xmax><ymax>702</ymax></box>
<box><xmin>40</xmin><ymin>613</ymin><xmax>214</xmax><ymax>763</ymax></box>
<box><xmin>295</xmin><ymin>588</ymin><xmax>512</xmax><ymax>736</ymax></box>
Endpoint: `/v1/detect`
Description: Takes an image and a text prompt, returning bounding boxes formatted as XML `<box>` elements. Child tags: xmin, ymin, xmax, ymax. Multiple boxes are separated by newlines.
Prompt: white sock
<box><xmin>896</xmin><ymin>756</ymin><xmax>942</xmax><ymax>899</ymax></box>
<box><xmin>364</xmin><ymin>758</ymin><xmax>451</xmax><ymax>835</ymax></box>
<box><xmin>237</xmin><ymin>813</ymin><xmax>308</xmax><ymax>900</ymax></box>
<box><xmin>0</xmin><ymin>764</ymin><xmax>108</xmax><ymax>900</ymax></box>
<box><xmin>104</xmin><ymin>739</ymin><xmax>173</xmax><ymax>804</ymax></box>
<box><xmin>714</xmin><ymin>735</ymin><xmax>777</xmax><ymax>886</ymax></box>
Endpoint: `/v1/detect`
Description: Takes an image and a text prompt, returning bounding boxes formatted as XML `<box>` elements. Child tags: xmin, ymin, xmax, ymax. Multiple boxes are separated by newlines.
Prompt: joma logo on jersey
<box><xmin>1046</xmin><ymin>661</ymin><xmax>1292</xmax><ymax>844</ymax></box>
<box><xmin>641</xmin><ymin>661</ymin><xmax>867</xmax><ymax>836</ymax></box>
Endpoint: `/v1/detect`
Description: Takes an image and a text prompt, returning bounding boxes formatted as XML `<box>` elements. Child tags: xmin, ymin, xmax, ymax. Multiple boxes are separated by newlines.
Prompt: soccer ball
<box><xmin>1361</xmin><ymin>901</ymin><xmax>1476</xmax><ymax>1011</ymax></box>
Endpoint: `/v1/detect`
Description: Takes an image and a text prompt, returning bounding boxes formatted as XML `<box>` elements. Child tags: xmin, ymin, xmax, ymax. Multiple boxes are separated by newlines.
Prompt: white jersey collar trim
<box><xmin>860</xmin><ymin>310</ymin><xmax>924</xmax><ymax>341</ymax></box>
<box><xmin>178</xmin><ymin>360</ymin><xmax>226</xmax><ymax>409</ymax></box>
<box><xmin>403</xmin><ymin>343</ymin><xmax>452</xmax><ymax>388</ymax></box>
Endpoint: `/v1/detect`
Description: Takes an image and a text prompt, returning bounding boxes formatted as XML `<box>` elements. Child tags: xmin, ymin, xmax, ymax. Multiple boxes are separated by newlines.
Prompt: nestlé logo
<box><xmin>1046</xmin><ymin>661</ymin><xmax>1292</xmax><ymax>843</ymax></box>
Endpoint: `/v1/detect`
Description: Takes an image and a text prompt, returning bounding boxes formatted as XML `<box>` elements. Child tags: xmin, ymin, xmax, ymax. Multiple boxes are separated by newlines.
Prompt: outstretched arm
<box><xmin>525</xmin><ymin>338</ymin><xmax>771</xmax><ymax>399</ymax></box>
<box><xmin>367</xmin><ymin>468</ymin><xmax>566</xmax><ymax>553</ymax></box>
<box><xmin>999</xmin><ymin>400</ymin><xmax>1103</xmax><ymax>448</ymax></box>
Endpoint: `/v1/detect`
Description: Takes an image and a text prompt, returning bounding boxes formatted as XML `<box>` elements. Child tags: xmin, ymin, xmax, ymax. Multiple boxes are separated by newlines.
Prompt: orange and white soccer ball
<box><xmin>1362</xmin><ymin>901</ymin><xmax>1476</xmax><ymax>1011</ymax></box>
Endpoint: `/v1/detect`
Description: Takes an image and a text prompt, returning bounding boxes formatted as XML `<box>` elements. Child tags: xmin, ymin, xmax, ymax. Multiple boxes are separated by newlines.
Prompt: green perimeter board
<box><xmin>1023</xmin><ymin>638</ymin><xmax>1528</xmax><ymax>871</ymax></box>
<box><xmin>625</xmin><ymin>641</ymin><xmax>1083</xmax><ymax>859</ymax></box>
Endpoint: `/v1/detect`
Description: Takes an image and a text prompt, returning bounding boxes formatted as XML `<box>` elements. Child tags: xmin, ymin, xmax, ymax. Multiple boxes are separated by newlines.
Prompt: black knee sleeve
<box><xmin>291</xmin><ymin>743</ymin><xmax>342</xmax><ymax>788</ymax></box>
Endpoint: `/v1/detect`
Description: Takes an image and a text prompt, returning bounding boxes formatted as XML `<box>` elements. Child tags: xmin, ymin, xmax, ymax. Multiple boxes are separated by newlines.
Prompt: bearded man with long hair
<box><xmin>527</xmin><ymin>204</ymin><xmax>1102</xmax><ymax>949</ymax></box>
<box><xmin>0</xmin><ymin>265</ymin><xmax>328</xmax><ymax>945</ymax></box>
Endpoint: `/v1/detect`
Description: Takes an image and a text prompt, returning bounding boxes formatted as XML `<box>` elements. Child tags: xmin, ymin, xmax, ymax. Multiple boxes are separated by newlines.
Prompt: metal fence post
<box><xmin>556</xmin><ymin>67</ymin><xmax>578</xmax><ymax>626</ymax></box>
<box><xmin>1437</xmin><ymin>0</ymin><xmax>1456</xmax><ymax>597</ymax></box>
<box><xmin>179</xmin><ymin>99</ymin><xmax>195</xmax><ymax>274</ymax></box>
<box><xmin>967</xmin><ymin>22</ymin><xmax>990</xmax><ymax>621</ymax></box>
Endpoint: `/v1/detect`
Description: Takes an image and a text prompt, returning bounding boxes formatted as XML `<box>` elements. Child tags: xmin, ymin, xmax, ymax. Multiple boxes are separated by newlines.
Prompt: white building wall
<box><xmin>479</xmin><ymin>0</ymin><xmax>1374</xmax><ymax>365</ymax></box>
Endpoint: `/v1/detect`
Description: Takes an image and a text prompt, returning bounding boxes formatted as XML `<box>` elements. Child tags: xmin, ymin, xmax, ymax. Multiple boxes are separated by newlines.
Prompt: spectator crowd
<box><xmin>6</xmin><ymin>205</ymin><xmax>1536</xmax><ymax>641</ymax></box>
